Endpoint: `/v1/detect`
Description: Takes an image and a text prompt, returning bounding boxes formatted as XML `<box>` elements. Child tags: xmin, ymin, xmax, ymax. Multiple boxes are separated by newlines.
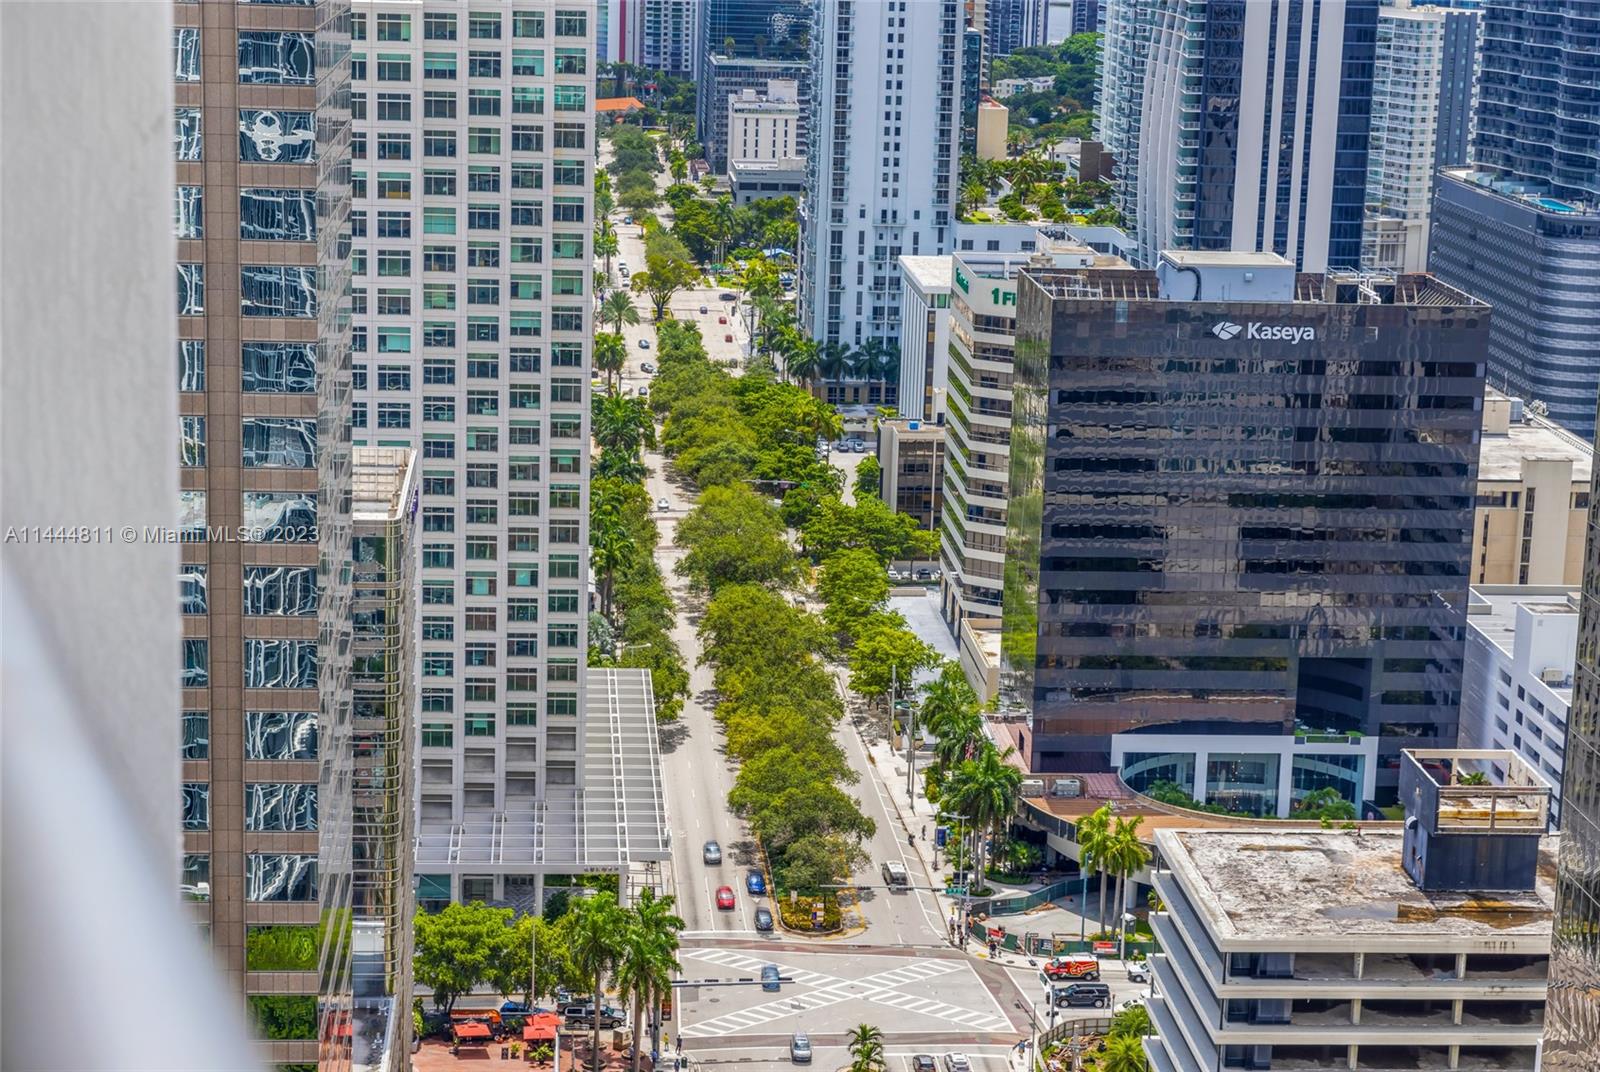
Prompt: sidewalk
<box><xmin>859</xmin><ymin>731</ymin><xmax>1118</xmax><ymax>970</ymax></box>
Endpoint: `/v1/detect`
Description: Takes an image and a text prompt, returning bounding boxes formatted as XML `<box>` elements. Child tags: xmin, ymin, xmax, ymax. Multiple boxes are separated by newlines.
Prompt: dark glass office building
<box><xmin>1002</xmin><ymin>253</ymin><xmax>1489</xmax><ymax>805</ymax></box>
<box><xmin>1544</xmin><ymin>420</ymin><xmax>1600</xmax><ymax>1065</ymax></box>
<box><xmin>694</xmin><ymin>0</ymin><xmax>810</xmax><ymax>171</ymax></box>
<box><xmin>1428</xmin><ymin>3</ymin><xmax>1600</xmax><ymax>439</ymax></box>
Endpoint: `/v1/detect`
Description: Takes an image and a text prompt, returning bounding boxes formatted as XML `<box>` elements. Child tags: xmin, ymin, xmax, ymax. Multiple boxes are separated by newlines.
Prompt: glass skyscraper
<box><xmin>1428</xmin><ymin>3</ymin><xmax>1600</xmax><ymax>439</ymax></box>
<box><xmin>1002</xmin><ymin>253</ymin><xmax>1488</xmax><ymax>809</ymax></box>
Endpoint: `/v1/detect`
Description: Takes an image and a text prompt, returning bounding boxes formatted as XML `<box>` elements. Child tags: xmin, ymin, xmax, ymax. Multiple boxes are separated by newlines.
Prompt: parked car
<box><xmin>755</xmin><ymin>907</ymin><xmax>774</xmax><ymax>932</ymax></box>
<box><xmin>850</xmin><ymin>440</ymin><xmax>867</xmax><ymax>453</ymax></box>
<box><xmin>1126</xmin><ymin>962</ymin><xmax>1149</xmax><ymax>984</ymax></box>
<box><xmin>912</xmin><ymin>1057</ymin><xmax>937</xmax><ymax>1072</ymax></box>
<box><xmin>943</xmin><ymin>1054</ymin><xmax>973</xmax><ymax>1072</ymax></box>
<box><xmin>761</xmin><ymin>964</ymin><xmax>781</xmax><ymax>992</ymax></box>
<box><xmin>637</xmin><ymin>386</ymin><xmax>649</xmax><ymax>399</ymax></box>
<box><xmin>746</xmin><ymin>870</ymin><xmax>767</xmax><ymax>895</ymax></box>
<box><xmin>715</xmin><ymin>885</ymin><xmax>736</xmax><ymax>910</ymax></box>
<box><xmin>699</xmin><ymin>305</ymin><xmax>709</xmax><ymax>314</ymax></box>
<box><xmin>790</xmin><ymin>1033</ymin><xmax>812</xmax><ymax>1063</ymax></box>
<box><xmin>638</xmin><ymin>338</ymin><xmax>651</xmax><ymax>349</ymax></box>
<box><xmin>501</xmin><ymin>1001</ymin><xmax>548</xmax><ymax>1017</ymax></box>
<box><xmin>718</xmin><ymin>315</ymin><xmax>728</xmax><ymax>325</ymax></box>
<box><xmin>640</xmin><ymin>361</ymin><xmax>655</xmax><ymax>373</ymax></box>
<box><xmin>719</xmin><ymin>291</ymin><xmax>737</xmax><ymax>301</ymax></box>
<box><xmin>563</xmin><ymin>1004</ymin><xmax>626</xmax><ymax>1028</ymax></box>
<box><xmin>723</xmin><ymin>334</ymin><xmax>733</xmax><ymax>343</ymax></box>
<box><xmin>657</xmin><ymin>497</ymin><xmax>672</xmax><ymax>512</ymax></box>
<box><xmin>703</xmin><ymin>840</ymin><xmax>722</xmax><ymax>864</ymax></box>
<box><xmin>1053</xmin><ymin>982</ymin><xmax>1111</xmax><ymax>1010</ymax></box>
<box><xmin>887</xmin><ymin>567</ymin><xmax>905</xmax><ymax>582</ymax></box>
<box><xmin>623</xmin><ymin>216</ymin><xmax>634</xmax><ymax>225</ymax></box>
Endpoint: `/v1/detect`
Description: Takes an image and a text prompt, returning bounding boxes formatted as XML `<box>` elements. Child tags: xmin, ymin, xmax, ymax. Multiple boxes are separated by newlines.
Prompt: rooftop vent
<box><xmin>1399</xmin><ymin>749</ymin><xmax>1551</xmax><ymax>893</ymax></box>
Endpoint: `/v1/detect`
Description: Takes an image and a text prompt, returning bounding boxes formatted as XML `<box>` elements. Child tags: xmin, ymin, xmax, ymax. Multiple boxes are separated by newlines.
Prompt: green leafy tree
<box><xmin>920</xmin><ymin>661</ymin><xmax>983</xmax><ymax>768</ymax></box>
<box><xmin>775</xmin><ymin>833</ymin><xmax>863</xmax><ymax>892</ymax></box>
<box><xmin>729</xmin><ymin>744</ymin><xmax>857</xmax><ymax>815</ymax></box>
<box><xmin>1096</xmin><ymin>1033</ymin><xmax>1150</xmax><ymax>1072</ymax></box>
<box><xmin>591</xmin><ymin>497</ymin><xmax>635</xmax><ymax>623</ymax></box>
<box><xmin>1109</xmin><ymin>1002</ymin><xmax>1152</xmax><ymax>1041</ymax></box>
<box><xmin>854</xmin><ymin>455</ymin><xmax>882</xmax><ymax>500</ymax></box>
<box><xmin>801</xmin><ymin>495</ymin><xmax>940</xmax><ymax>565</ymax></box>
<box><xmin>569</xmin><ymin>892</ymin><xmax>629</xmax><ymax>1072</ymax></box>
<box><xmin>1291</xmin><ymin>786</ymin><xmax>1358</xmax><ymax>821</ymax></box>
<box><xmin>847</xmin><ymin>622</ymin><xmax>937</xmax><ymax>700</ymax></box>
<box><xmin>675</xmin><ymin>485</ymin><xmax>797</xmax><ymax>592</ymax></box>
<box><xmin>413</xmin><ymin>902</ymin><xmax>517</xmax><ymax>1012</ymax></box>
<box><xmin>817</xmin><ymin>549</ymin><xmax>891</xmax><ymax>641</ymax></box>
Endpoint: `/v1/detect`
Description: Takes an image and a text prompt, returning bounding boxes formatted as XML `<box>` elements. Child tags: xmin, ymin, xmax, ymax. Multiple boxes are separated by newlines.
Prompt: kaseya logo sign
<box><xmin>1211</xmin><ymin>321</ymin><xmax>1317</xmax><ymax>344</ymax></box>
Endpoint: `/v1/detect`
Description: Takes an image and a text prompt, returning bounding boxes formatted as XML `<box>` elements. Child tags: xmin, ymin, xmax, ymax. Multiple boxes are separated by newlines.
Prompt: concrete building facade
<box><xmin>798</xmin><ymin>0</ymin><xmax>961</xmax><ymax>350</ymax></box>
<box><xmin>698</xmin><ymin>54</ymin><xmax>810</xmax><ymax>174</ymax></box>
<box><xmin>1472</xmin><ymin>391</ymin><xmax>1592</xmax><ymax>587</ymax></box>
<box><xmin>1362</xmin><ymin>2</ymin><xmax>1481</xmax><ymax>272</ymax></box>
<box><xmin>895</xmin><ymin>255</ymin><xmax>954</xmax><ymax>423</ymax></box>
<box><xmin>727</xmin><ymin>80</ymin><xmax>800</xmax><ymax>165</ymax></box>
<box><xmin>1146</xmin><ymin>753</ymin><xmax>1554</xmax><ymax>1072</ymax></box>
<box><xmin>349</xmin><ymin>0</ymin><xmax>596</xmax><ymax>904</ymax></box>
<box><xmin>983</xmin><ymin>0</ymin><xmax>1048</xmax><ymax>59</ymax></box>
<box><xmin>875</xmin><ymin>419</ymin><xmax>945</xmax><ymax>532</ymax></box>
<box><xmin>1459</xmin><ymin>585</ymin><xmax>1578</xmax><ymax>826</ymax></box>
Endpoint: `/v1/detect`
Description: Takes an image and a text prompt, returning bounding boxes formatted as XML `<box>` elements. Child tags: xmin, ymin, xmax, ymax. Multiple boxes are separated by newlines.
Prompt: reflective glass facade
<box><xmin>1545</xmin><ymin>418</ymin><xmax>1600</xmax><ymax>1064</ymax></box>
<box><xmin>1002</xmin><ymin>267</ymin><xmax>1488</xmax><ymax>801</ymax></box>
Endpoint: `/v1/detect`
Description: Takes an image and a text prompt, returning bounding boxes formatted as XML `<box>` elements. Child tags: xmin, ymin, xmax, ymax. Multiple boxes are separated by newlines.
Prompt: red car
<box><xmin>716</xmin><ymin>885</ymin><xmax>736</xmax><ymax>910</ymax></box>
<box><xmin>718</xmin><ymin>316</ymin><xmax>728</xmax><ymax>325</ymax></box>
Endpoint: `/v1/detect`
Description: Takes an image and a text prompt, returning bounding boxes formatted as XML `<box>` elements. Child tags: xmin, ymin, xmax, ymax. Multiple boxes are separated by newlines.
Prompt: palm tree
<box><xmin>712</xmin><ymin>195</ymin><xmax>737</xmax><ymax>264</ymax></box>
<box><xmin>591</xmin><ymin>500</ymin><xmax>635</xmax><ymax>621</ymax></box>
<box><xmin>1108</xmin><ymin>816</ymin><xmax>1152</xmax><ymax>939</ymax></box>
<box><xmin>959</xmin><ymin>176</ymin><xmax>989</xmax><ymax>217</ymax></box>
<box><xmin>783</xmin><ymin>333</ymin><xmax>821</xmax><ymax>386</ymax></box>
<box><xmin>921</xmin><ymin>661</ymin><xmax>983</xmax><ymax>770</ymax></box>
<box><xmin>1076</xmin><ymin>803</ymin><xmax>1114</xmax><ymax>934</ymax></box>
<box><xmin>595</xmin><ymin>221</ymin><xmax>620</xmax><ymax>278</ymax></box>
<box><xmin>569</xmin><ymin>892</ymin><xmax>628</xmax><ymax>1072</ymax></box>
<box><xmin>1109</xmin><ymin>1003</ymin><xmax>1152</xmax><ymax>1041</ymax></box>
<box><xmin>846</xmin><ymin>1024</ymin><xmax>886</xmax><ymax>1072</ymax></box>
<box><xmin>668</xmin><ymin>150</ymin><xmax>688</xmax><ymax>183</ymax></box>
<box><xmin>817</xmin><ymin>340</ymin><xmax>853</xmax><ymax>384</ymax></box>
<box><xmin>601</xmin><ymin>290</ymin><xmax>641</xmax><ymax>336</ymax></box>
<box><xmin>594</xmin><ymin>331</ymin><xmax>628</xmax><ymax>390</ymax></box>
<box><xmin>1097</xmin><ymin>1033</ymin><xmax>1150</xmax><ymax>1072</ymax></box>
<box><xmin>940</xmin><ymin>743</ymin><xmax>1023</xmax><ymax>883</ymax></box>
<box><xmin>593</xmin><ymin>392</ymin><xmax>655</xmax><ymax>457</ymax></box>
<box><xmin>614</xmin><ymin>889</ymin><xmax>684</xmax><ymax>1072</ymax></box>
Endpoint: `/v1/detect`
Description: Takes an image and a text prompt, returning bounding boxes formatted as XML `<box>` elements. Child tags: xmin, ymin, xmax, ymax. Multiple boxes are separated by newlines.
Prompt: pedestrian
<box><xmin>921</xmin><ymin>825</ymin><xmax>927</xmax><ymax>840</ymax></box>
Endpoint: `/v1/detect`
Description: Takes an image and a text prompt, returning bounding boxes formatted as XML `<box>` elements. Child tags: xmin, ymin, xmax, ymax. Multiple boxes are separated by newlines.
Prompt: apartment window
<box><xmin>467</xmin><ymin>242</ymin><xmax>500</xmax><ymax>267</ymax></box>
<box><xmin>554</xmin><ymin>47</ymin><xmax>585</xmax><ymax>75</ymax></box>
<box><xmin>375</xmin><ymin>13</ymin><xmax>411</xmax><ymax>40</ymax></box>
<box><xmin>554</xmin><ymin>9</ymin><xmax>586</xmax><ymax>36</ymax></box>
<box><xmin>466</xmin><ymin>536</ymin><xmax>497</xmax><ymax>560</ymax></box>
<box><xmin>421</xmin><ymin>724</ymin><xmax>453</xmax><ymax>748</ymax></box>
<box><xmin>180</xmin><ymin>416</ymin><xmax>206</xmax><ymax>467</ymax></box>
<box><xmin>237</xmin><ymin>31</ymin><xmax>315</xmax><ymax>85</ymax></box>
<box><xmin>422</xmin><ymin>359</ymin><xmax>456</xmax><ymax>385</ymax></box>
<box><xmin>513</xmin><ymin>85</ymin><xmax>545</xmax><ymax>114</ymax></box>
<box><xmin>466</xmin><ymin>608</ymin><xmax>497</xmax><ymax>631</ymax></box>
<box><xmin>423</xmin><ymin>12</ymin><xmax>456</xmax><ymax>40</ymax></box>
<box><xmin>422</xmin><ymin>322</ymin><xmax>456</xmax><ymax>349</ymax></box>
<box><xmin>376</xmin><ymin>250</ymin><xmax>410</xmax><ymax>276</ymax></box>
<box><xmin>422</xmin><ymin>544</ymin><xmax>455</xmax><ymax>568</ymax></box>
<box><xmin>469</xmin><ymin>11</ymin><xmax>502</xmax><ymax>38</ymax></box>
<box><xmin>424</xmin><ymin>130</ymin><xmax>457</xmax><ymax>158</ymax></box>
<box><xmin>466</xmin><ymin>429</ymin><xmax>499</xmax><ymax>452</ymax></box>
<box><xmin>423</xmin><ymin>52</ymin><xmax>457</xmax><ymax>80</ymax></box>
<box><xmin>376</xmin><ymin>132</ymin><xmax>411</xmax><ymax>160</ymax></box>
<box><xmin>469</xmin><ymin>88</ymin><xmax>502</xmax><ymax>116</ymax></box>
<box><xmin>468</xmin><ymin>165</ymin><xmax>502</xmax><ymax>192</ymax></box>
<box><xmin>468</xmin><ymin>203</ymin><xmax>501</xmax><ymax>230</ymax></box>
<box><xmin>551</xmin><ymin>160</ymin><xmax>583</xmax><ymax>186</ymax></box>
<box><xmin>513</xmin><ymin>11</ymin><xmax>545</xmax><ymax>38</ymax></box>
<box><xmin>469</xmin><ymin>51</ymin><xmax>502</xmax><ymax>78</ymax></box>
<box><xmin>554</xmin><ymin>85</ymin><xmax>586</xmax><ymax>112</ymax></box>
<box><xmin>552</xmin><ymin>123</ymin><xmax>585</xmax><ymax>150</ymax></box>
<box><xmin>468</xmin><ymin>128</ymin><xmax>502</xmax><ymax>155</ymax></box>
<box><xmin>511</xmin><ymin>126</ymin><xmax>543</xmax><ymax>153</ymax></box>
<box><xmin>467</xmin><ymin>279</ymin><xmax>500</xmax><ymax>305</ymax></box>
<box><xmin>423</xmin><ymin>207</ymin><xmax>456</xmax><ymax>234</ymax></box>
<box><xmin>423</xmin><ymin>282</ymin><xmax>456</xmax><ymax>310</ymax></box>
<box><xmin>376</xmin><ymin>93</ymin><xmax>411</xmax><ymax>122</ymax></box>
<box><xmin>376</xmin><ymin>211</ymin><xmax>410</xmax><ymax>238</ymax></box>
<box><xmin>423</xmin><ymin>244</ymin><xmax>456</xmax><ymax>271</ymax></box>
<box><xmin>375</xmin><ymin>172</ymin><xmax>410</xmax><ymax>199</ymax></box>
<box><xmin>423</xmin><ymin>91</ymin><xmax>457</xmax><ymax>120</ymax></box>
<box><xmin>375</xmin><ymin>53</ymin><xmax>411</xmax><ymax>81</ymax></box>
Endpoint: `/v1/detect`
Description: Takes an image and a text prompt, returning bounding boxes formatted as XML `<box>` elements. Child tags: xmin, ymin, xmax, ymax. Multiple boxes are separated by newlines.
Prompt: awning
<box><xmin>454</xmin><ymin>1022</ymin><xmax>492</xmax><ymax>1041</ymax></box>
<box><xmin>523</xmin><ymin>1013</ymin><xmax>561</xmax><ymax>1042</ymax></box>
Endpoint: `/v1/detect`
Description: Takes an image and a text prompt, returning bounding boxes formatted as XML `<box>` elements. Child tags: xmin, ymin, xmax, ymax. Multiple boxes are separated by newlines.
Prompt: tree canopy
<box><xmin>674</xmin><ymin>484</ymin><xmax>798</xmax><ymax>593</ymax></box>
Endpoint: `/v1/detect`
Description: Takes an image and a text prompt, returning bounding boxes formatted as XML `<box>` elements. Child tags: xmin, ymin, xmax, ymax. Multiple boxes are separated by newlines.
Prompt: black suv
<box><xmin>1054</xmin><ymin>983</ymin><xmax>1111</xmax><ymax>1009</ymax></box>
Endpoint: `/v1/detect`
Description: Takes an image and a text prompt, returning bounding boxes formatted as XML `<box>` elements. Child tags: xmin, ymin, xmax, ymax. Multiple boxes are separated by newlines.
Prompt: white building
<box><xmin>799</xmin><ymin>0</ymin><xmax>962</xmax><ymax>351</ymax></box>
<box><xmin>1146</xmin><ymin>753</ymin><xmax>1555</xmax><ymax>1072</ymax></box>
<box><xmin>1461</xmin><ymin>586</ymin><xmax>1579</xmax><ymax>824</ymax></box>
<box><xmin>895</xmin><ymin>255</ymin><xmax>953</xmax><ymax>423</ymax></box>
<box><xmin>1123</xmin><ymin>0</ymin><xmax>1377</xmax><ymax>271</ymax></box>
<box><xmin>727</xmin><ymin>79</ymin><xmax>800</xmax><ymax>165</ymax></box>
<box><xmin>992</xmin><ymin>75</ymin><xmax>1055</xmax><ymax>99</ymax></box>
<box><xmin>639</xmin><ymin>0</ymin><xmax>695</xmax><ymax>76</ymax></box>
<box><xmin>351</xmin><ymin>1</ymin><xmax>598</xmax><ymax>904</ymax></box>
<box><xmin>1096</xmin><ymin>0</ymin><xmax>1152</xmax><ymax>238</ymax></box>
<box><xmin>1362</xmin><ymin>3</ymin><xmax>1481</xmax><ymax>272</ymax></box>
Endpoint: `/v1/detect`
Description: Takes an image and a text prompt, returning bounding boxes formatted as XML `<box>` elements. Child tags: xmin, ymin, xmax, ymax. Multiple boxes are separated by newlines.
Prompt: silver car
<box><xmin>790</xmin><ymin>1034</ymin><xmax>812</xmax><ymax>1064</ymax></box>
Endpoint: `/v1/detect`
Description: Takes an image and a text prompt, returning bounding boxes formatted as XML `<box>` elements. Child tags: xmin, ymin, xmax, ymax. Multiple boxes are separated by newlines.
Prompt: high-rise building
<box><xmin>693</xmin><ymin>0</ymin><xmax>809</xmax><ymax>173</ymax></box>
<box><xmin>1095</xmin><ymin>0</ymin><xmax>1151</xmax><ymax>235</ymax></box>
<box><xmin>349</xmin><ymin>447</ymin><xmax>419</xmax><ymax>1072</ymax></box>
<box><xmin>1115</xmin><ymin>0</ymin><xmax>1379</xmax><ymax>272</ymax></box>
<box><xmin>1543</xmin><ymin>397</ymin><xmax>1600</xmax><ymax>1065</ymax></box>
<box><xmin>174</xmin><ymin>0</ymin><xmax>356</xmax><ymax>1064</ymax></box>
<box><xmin>1069</xmin><ymin>0</ymin><xmax>1101</xmax><ymax>36</ymax></box>
<box><xmin>1003</xmin><ymin>252</ymin><xmax>1488</xmax><ymax>809</ymax></box>
<box><xmin>1146</xmin><ymin>751</ymin><xmax>1555</xmax><ymax>1072</ymax></box>
<box><xmin>640</xmin><ymin>0</ymin><xmax>696</xmax><ymax>76</ymax></box>
<box><xmin>1428</xmin><ymin>4</ymin><xmax>1600</xmax><ymax>439</ymax></box>
<box><xmin>727</xmin><ymin>80</ymin><xmax>801</xmax><ymax>165</ymax></box>
<box><xmin>982</xmin><ymin>0</ymin><xmax>1047</xmax><ymax>59</ymax></box>
<box><xmin>1362</xmin><ymin>2</ymin><xmax>1481</xmax><ymax>272</ymax></box>
<box><xmin>348</xmin><ymin>1</ymin><xmax>596</xmax><ymax>905</ymax></box>
<box><xmin>798</xmin><ymin>0</ymin><xmax>961</xmax><ymax>353</ymax></box>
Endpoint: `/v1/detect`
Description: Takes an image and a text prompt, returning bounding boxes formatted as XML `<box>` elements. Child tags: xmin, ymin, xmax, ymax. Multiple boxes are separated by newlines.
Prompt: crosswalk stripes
<box><xmin>678</xmin><ymin>949</ymin><xmax>1012</xmax><ymax>1038</ymax></box>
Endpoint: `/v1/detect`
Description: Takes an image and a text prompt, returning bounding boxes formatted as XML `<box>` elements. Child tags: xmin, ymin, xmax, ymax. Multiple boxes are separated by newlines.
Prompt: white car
<box><xmin>1126</xmin><ymin>962</ymin><xmax>1150</xmax><ymax>983</ymax></box>
<box><xmin>942</xmin><ymin>1054</ymin><xmax>972</xmax><ymax>1072</ymax></box>
<box><xmin>656</xmin><ymin>498</ymin><xmax>672</xmax><ymax>512</ymax></box>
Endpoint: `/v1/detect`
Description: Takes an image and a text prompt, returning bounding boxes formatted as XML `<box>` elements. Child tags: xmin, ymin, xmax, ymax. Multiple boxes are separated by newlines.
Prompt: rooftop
<box><xmin>414</xmin><ymin>668</ymin><xmax>669</xmax><ymax>873</ymax></box>
<box><xmin>1478</xmin><ymin>389</ymin><xmax>1593</xmax><ymax>483</ymax></box>
<box><xmin>1024</xmin><ymin>264</ymin><xmax>1488</xmax><ymax>308</ymax></box>
<box><xmin>1468</xmin><ymin>585</ymin><xmax>1581</xmax><ymax>653</ymax></box>
<box><xmin>595</xmin><ymin>96</ymin><xmax>645</xmax><ymax>113</ymax></box>
<box><xmin>898</xmin><ymin>255</ymin><xmax>954</xmax><ymax>292</ymax></box>
<box><xmin>1157</xmin><ymin>828</ymin><xmax>1557</xmax><ymax>949</ymax></box>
